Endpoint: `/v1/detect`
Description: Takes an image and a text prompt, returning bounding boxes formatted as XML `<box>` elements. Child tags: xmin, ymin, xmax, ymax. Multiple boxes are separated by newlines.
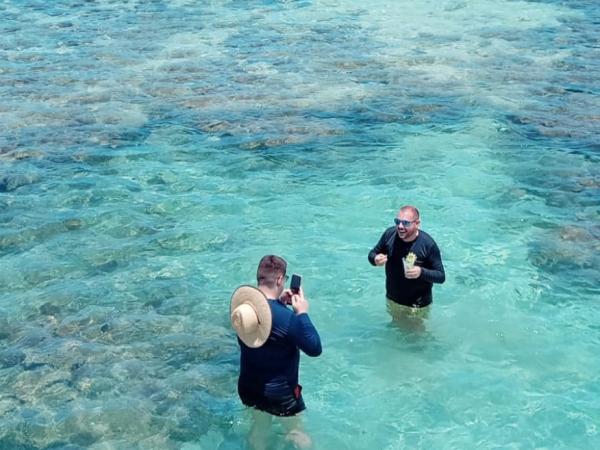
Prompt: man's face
<box><xmin>395</xmin><ymin>210</ymin><xmax>420</xmax><ymax>242</ymax></box>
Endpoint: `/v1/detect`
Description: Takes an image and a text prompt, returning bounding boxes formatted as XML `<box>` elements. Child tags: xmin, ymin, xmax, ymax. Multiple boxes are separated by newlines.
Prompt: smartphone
<box><xmin>290</xmin><ymin>274</ymin><xmax>302</xmax><ymax>294</ymax></box>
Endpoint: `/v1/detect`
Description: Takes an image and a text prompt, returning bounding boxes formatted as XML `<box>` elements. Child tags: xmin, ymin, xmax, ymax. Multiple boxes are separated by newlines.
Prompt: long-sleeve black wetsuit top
<box><xmin>368</xmin><ymin>227</ymin><xmax>445</xmax><ymax>307</ymax></box>
<box><xmin>238</xmin><ymin>299</ymin><xmax>322</xmax><ymax>400</ymax></box>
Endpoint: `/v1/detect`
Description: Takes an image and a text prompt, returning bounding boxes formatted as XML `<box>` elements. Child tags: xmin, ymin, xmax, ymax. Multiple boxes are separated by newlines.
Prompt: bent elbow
<box><xmin>307</xmin><ymin>341</ymin><xmax>322</xmax><ymax>357</ymax></box>
<box><xmin>367</xmin><ymin>253</ymin><xmax>376</xmax><ymax>266</ymax></box>
<box><xmin>311</xmin><ymin>348</ymin><xmax>322</xmax><ymax>357</ymax></box>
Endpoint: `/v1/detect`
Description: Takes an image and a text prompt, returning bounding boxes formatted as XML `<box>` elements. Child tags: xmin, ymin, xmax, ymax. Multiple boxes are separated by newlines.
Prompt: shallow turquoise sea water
<box><xmin>1</xmin><ymin>1</ymin><xmax>599</xmax><ymax>449</ymax></box>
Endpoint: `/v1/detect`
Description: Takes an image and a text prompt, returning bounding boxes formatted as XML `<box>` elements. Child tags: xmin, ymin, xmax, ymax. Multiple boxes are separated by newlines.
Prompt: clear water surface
<box><xmin>1</xmin><ymin>0</ymin><xmax>599</xmax><ymax>449</ymax></box>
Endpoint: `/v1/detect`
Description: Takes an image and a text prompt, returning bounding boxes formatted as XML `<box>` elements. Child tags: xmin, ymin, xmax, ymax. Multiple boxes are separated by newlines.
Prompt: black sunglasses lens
<box><xmin>395</xmin><ymin>219</ymin><xmax>411</xmax><ymax>227</ymax></box>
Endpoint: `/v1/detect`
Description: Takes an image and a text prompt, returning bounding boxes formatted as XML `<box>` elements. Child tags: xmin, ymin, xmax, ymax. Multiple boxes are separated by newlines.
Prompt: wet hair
<box><xmin>400</xmin><ymin>205</ymin><xmax>420</xmax><ymax>220</ymax></box>
<box><xmin>257</xmin><ymin>255</ymin><xmax>287</xmax><ymax>288</ymax></box>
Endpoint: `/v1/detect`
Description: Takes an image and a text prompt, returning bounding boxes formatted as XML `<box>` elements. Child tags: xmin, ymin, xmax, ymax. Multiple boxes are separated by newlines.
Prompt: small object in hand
<box><xmin>290</xmin><ymin>274</ymin><xmax>302</xmax><ymax>294</ymax></box>
<box><xmin>403</xmin><ymin>252</ymin><xmax>417</xmax><ymax>270</ymax></box>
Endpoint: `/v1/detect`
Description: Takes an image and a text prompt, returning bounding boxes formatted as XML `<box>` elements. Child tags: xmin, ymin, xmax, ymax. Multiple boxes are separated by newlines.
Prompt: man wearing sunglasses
<box><xmin>368</xmin><ymin>205</ymin><xmax>445</xmax><ymax>321</ymax></box>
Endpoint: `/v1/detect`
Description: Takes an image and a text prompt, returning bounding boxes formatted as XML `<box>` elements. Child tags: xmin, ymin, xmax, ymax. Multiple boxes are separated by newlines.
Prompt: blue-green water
<box><xmin>1</xmin><ymin>1</ymin><xmax>599</xmax><ymax>449</ymax></box>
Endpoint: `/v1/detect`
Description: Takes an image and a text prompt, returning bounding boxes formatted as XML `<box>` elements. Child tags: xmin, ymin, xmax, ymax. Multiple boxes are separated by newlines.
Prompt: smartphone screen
<box><xmin>290</xmin><ymin>274</ymin><xmax>302</xmax><ymax>294</ymax></box>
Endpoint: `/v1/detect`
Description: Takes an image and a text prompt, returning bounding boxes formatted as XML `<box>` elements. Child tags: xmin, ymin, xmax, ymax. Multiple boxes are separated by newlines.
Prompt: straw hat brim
<box><xmin>230</xmin><ymin>285</ymin><xmax>272</xmax><ymax>348</ymax></box>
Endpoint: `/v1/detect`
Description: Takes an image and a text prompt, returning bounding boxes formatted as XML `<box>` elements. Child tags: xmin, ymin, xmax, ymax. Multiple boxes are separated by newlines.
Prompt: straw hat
<box><xmin>230</xmin><ymin>285</ymin><xmax>272</xmax><ymax>348</ymax></box>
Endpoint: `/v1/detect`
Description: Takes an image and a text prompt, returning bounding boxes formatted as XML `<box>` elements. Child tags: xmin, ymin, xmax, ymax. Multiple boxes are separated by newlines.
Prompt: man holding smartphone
<box><xmin>231</xmin><ymin>255</ymin><xmax>322</xmax><ymax>449</ymax></box>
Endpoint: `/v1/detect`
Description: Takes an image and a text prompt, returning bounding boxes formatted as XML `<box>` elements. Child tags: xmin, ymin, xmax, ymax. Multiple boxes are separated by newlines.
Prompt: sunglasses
<box><xmin>394</xmin><ymin>218</ymin><xmax>415</xmax><ymax>227</ymax></box>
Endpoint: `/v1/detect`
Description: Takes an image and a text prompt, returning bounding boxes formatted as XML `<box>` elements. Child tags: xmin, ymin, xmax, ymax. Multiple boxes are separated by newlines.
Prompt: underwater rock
<box><xmin>143</xmin><ymin>297</ymin><xmax>164</xmax><ymax>310</ymax></box>
<box><xmin>147</xmin><ymin>171</ymin><xmax>178</xmax><ymax>186</ymax></box>
<box><xmin>110</xmin><ymin>359</ymin><xmax>146</xmax><ymax>382</ymax></box>
<box><xmin>138</xmin><ymin>280</ymin><xmax>190</xmax><ymax>308</ymax></box>
<box><xmin>97</xmin><ymin>313</ymin><xmax>182</xmax><ymax>344</ymax></box>
<box><xmin>443</xmin><ymin>1</ymin><xmax>467</xmax><ymax>11</ymax></box>
<box><xmin>94</xmin><ymin>260</ymin><xmax>119</xmax><ymax>273</ymax></box>
<box><xmin>63</xmin><ymin>219</ymin><xmax>84</xmax><ymax>231</ymax></box>
<box><xmin>55</xmin><ymin>397</ymin><xmax>155</xmax><ymax>441</ymax></box>
<box><xmin>155</xmin><ymin>297</ymin><xmax>193</xmax><ymax>316</ymax></box>
<box><xmin>69</xmin><ymin>361</ymin><xmax>84</xmax><ymax>373</ymax></box>
<box><xmin>528</xmin><ymin>226</ymin><xmax>598</xmax><ymax>273</ymax></box>
<box><xmin>76</xmin><ymin>376</ymin><xmax>115</xmax><ymax>398</ymax></box>
<box><xmin>0</xmin><ymin>149</ymin><xmax>44</xmax><ymax>161</ymax></box>
<box><xmin>17</xmin><ymin>328</ymin><xmax>51</xmax><ymax>347</ymax></box>
<box><xmin>39</xmin><ymin>303</ymin><xmax>61</xmax><ymax>316</ymax></box>
<box><xmin>56</xmin><ymin>306</ymin><xmax>115</xmax><ymax>337</ymax></box>
<box><xmin>0</xmin><ymin>398</ymin><xmax>18</xmax><ymax>418</ymax></box>
<box><xmin>0</xmin><ymin>311</ymin><xmax>13</xmax><ymax>340</ymax></box>
<box><xmin>578</xmin><ymin>177</ymin><xmax>600</xmax><ymax>188</ymax></box>
<box><xmin>559</xmin><ymin>225</ymin><xmax>593</xmax><ymax>242</ymax></box>
<box><xmin>509</xmin><ymin>188</ymin><xmax>528</xmax><ymax>199</ymax></box>
<box><xmin>536</xmin><ymin>125</ymin><xmax>574</xmax><ymax>139</ymax></box>
<box><xmin>13</xmin><ymin>365</ymin><xmax>73</xmax><ymax>406</ymax></box>
<box><xmin>240</xmin><ymin>136</ymin><xmax>306</xmax><ymax>149</ymax></box>
<box><xmin>0</xmin><ymin>348</ymin><xmax>26</xmax><ymax>368</ymax></box>
<box><xmin>0</xmin><ymin>173</ymin><xmax>40</xmax><ymax>192</ymax></box>
<box><xmin>199</xmin><ymin>120</ymin><xmax>232</xmax><ymax>133</ymax></box>
<box><xmin>21</xmin><ymin>362</ymin><xmax>48</xmax><ymax>371</ymax></box>
<box><xmin>46</xmin><ymin>443</ymin><xmax>88</xmax><ymax>450</ymax></box>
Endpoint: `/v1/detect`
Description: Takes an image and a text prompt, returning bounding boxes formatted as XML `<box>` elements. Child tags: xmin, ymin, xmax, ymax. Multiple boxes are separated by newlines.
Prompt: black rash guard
<box><xmin>368</xmin><ymin>227</ymin><xmax>445</xmax><ymax>307</ymax></box>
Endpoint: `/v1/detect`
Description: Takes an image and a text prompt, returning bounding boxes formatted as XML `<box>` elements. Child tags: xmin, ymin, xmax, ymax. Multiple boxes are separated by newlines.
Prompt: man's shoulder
<box><xmin>417</xmin><ymin>230</ymin><xmax>438</xmax><ymax>246</ymax></box>
<box><xmin>269</xmin><ymin>299</ymin><xmax>294</xmax><ymax>321</ymax></box>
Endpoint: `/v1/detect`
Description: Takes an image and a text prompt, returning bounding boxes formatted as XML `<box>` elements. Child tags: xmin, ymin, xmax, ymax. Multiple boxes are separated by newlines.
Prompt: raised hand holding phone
<box><xmin>291</xmin><ymin>286</ymin><xmax>309</xmax><ymax>315</ymax></box>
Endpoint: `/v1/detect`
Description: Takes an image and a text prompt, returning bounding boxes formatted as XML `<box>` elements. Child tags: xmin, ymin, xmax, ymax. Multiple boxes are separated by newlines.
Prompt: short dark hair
<box><xmin>257</xmin><ymin>255</ymin><xmax>287</xmax><ymax>288</ymax></box>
